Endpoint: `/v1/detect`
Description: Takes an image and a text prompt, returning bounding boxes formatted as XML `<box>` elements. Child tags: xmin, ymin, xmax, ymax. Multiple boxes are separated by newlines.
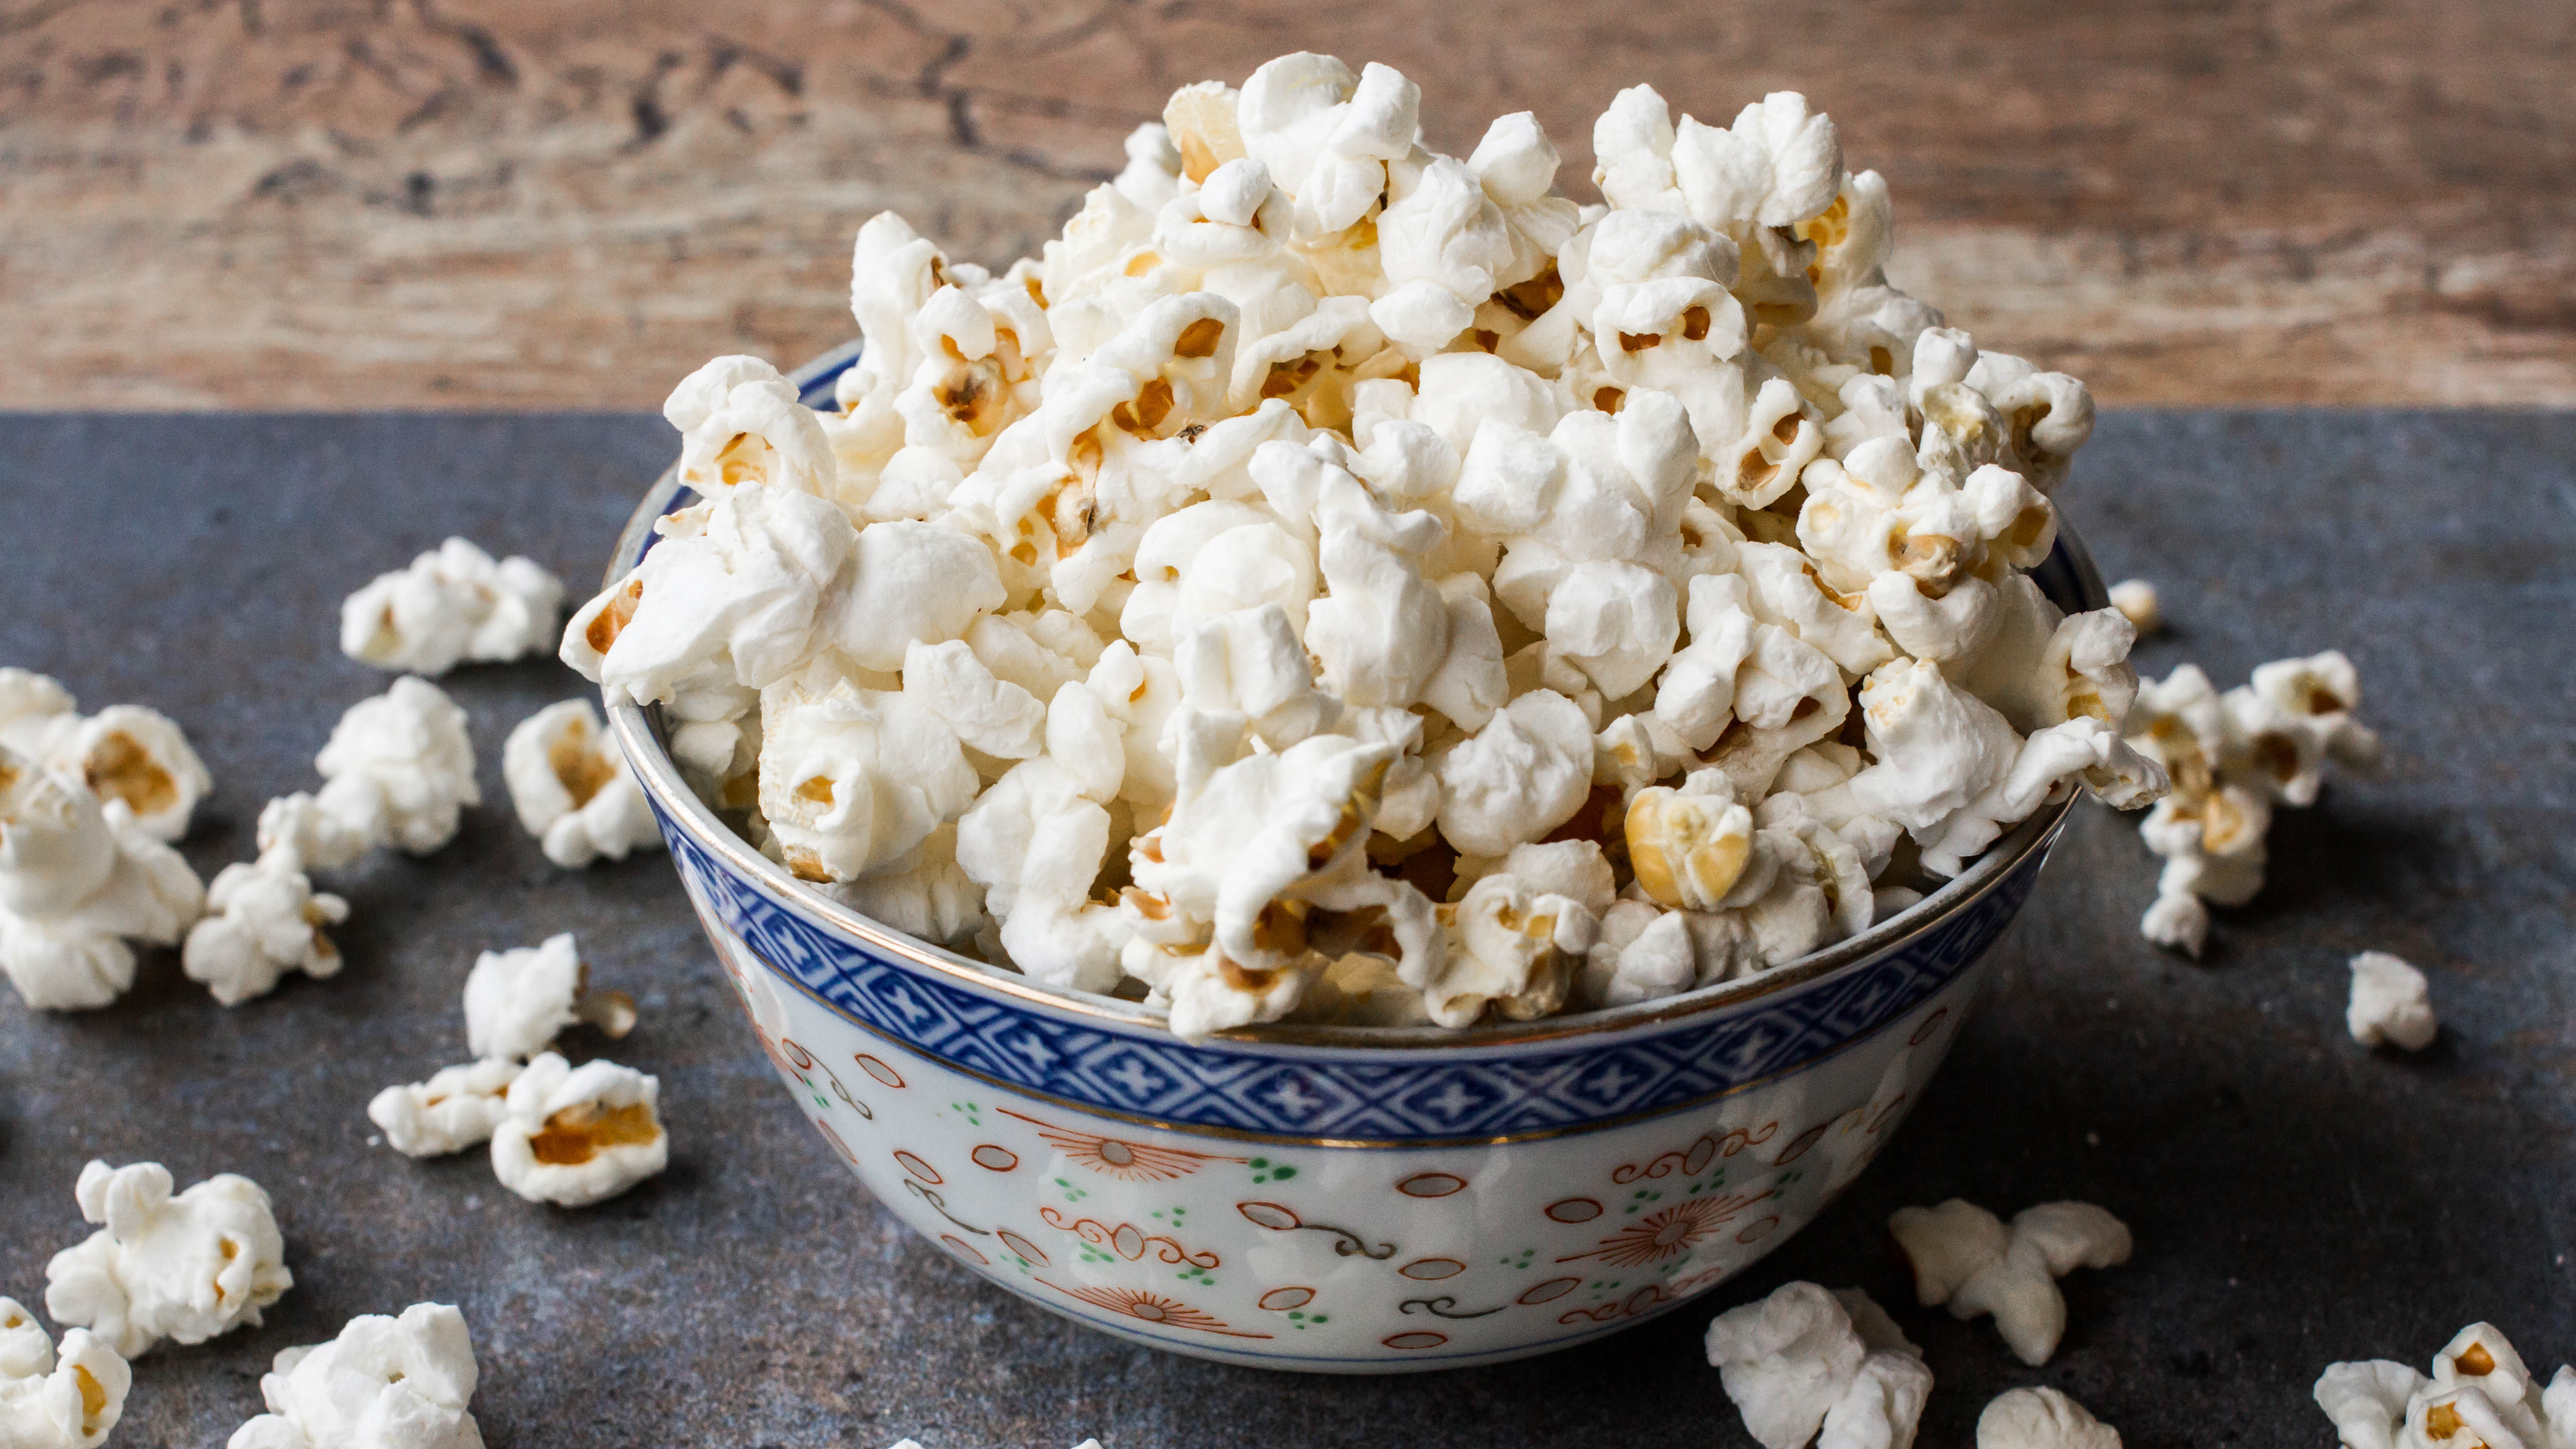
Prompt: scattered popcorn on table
<box><xmin>43</xmin><ymin>1160</ymin><xmax>292</xmax><ymax>1359</ymax></box>
<box><xmin>1704</xmin><ymin>1281</ymin><xmax>1931</xmax><ymax>1449</ymax></box>
<box><xmin>340</xmin><ymin>536</ymin><xmax>566</xmax><ymax>676</ymax></box>
<box><xmin>1977</xmin><ymin>1387</ymin><xmax>2122</xmax><ymax>1449</ymax></box>
<box><xmin>0</xmin><ymin>1296</ymin><xmax>130</xmax><ymax>1449</ymax></box>
<box><xmin>181</xmin><ymin>847</ymin><xmax>350</xmax><ymax>1006</ymax></box>
<box><xmin>461</xmin><ymin>931</ymin><xmax>635</xmax><ymax>1063</ymax></box>
<box><xmin>2346</xmin><ymin>949</ymin><xmax>2439</xmax><ymax>1051</ymax></box>
<box><xmin>255</xmin><ymin>677</ymin><xmax>481</xmax><ymax>868</ymax></box>
<box><xmin>225</xmin><ymin>1302</ymin><xmax>482</xmax><ymax>1449</ymax></box>
<box><xmin>559</xmin><ymin>53</ymin><xmax>2169</xmax><ymax>1038</ymax></box>
<box><xmin>1888</xmin><ymin>1197</ymin><xmax>2131</xmax><ymax>1366</ymax></box>
<box><xmin>2315</xmin><ymin>1321</ymin><xmax>2575</xmax><ymax>1449</ymax></box>
<box><xmin>501</xmin><ymin>699</ymin><xmax>663</xmax><ymax>868</ymax></box>
<box><xmin>367</xmin><ymin>1058</ymin><xmax>525</xmax><ymax>1158</ymax></box>
<box><xmin>0</xmin><ymin>669</ymin><xmax>214</xmax><ymax>844</ymax></box>
<box><xmin>2106</xmin><ymin>579</ymin><xmax>2160</xmax><ymax>637</ymax></box>
<box><xmin>488</xmin><ymin>1052</ymin><xmax>669</xmax><ymax>1207</ymax></box>
<box><xmin>0</xmin><ymin>746</ymin><xmax>205</xmax><ymax>1011</ymax></box>
<box><xmin>2124</xmin><ymin>650</ymin><xmax>2377</xmax><ymax>956</ymax></box>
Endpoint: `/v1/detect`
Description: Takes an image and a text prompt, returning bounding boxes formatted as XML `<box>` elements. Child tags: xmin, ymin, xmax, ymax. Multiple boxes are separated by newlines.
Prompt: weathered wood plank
<box><xmin>1</xmin><ymin>0</ymin><xmax>2568</xmax><ymax>407</ymax></box>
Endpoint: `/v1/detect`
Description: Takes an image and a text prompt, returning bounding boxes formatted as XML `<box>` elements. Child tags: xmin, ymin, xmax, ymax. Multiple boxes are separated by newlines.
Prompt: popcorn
<box><xmin>1976</xmin><ymin>1387</ymin><xmax>2122</xmax><ymax>1449</ymax></box>
<box><xmin>1433</xmin><ymin>689</ymin><xmax>1595</xmax><ymax>856</ymax></box>
<box><xmin>501</xmin><ymin>699</ymin><xmax>664</xmax><ymax>869</ymax></box>
<box><xmin>2107</xmin><ymin>578</ymin><xmax>2161</xmax><ymax>636</ymax></box>
<box><xmin>44</xmin><ymin>1160</ymin><xmax>292</xmax><ymax>1358</ymax></box>
<box><xmin>1703</xmin><ymin>1281</ymin><xmax>1930</xmax><ymax>1449</ymax></box>
<box><xmin>0</xmin><ymin>672</ymin><xmax>213</xmax><ymax>843</ymax></box>
<box><xmin>1888</xmin><ymin>1197</ymin><xmax>2132</xmax><ymax>1365</ymax></box>
<box><xmin>2314</xmin><ymin>1321</ymin><xmax>2576</xmax><ymax>1449</ymax></box>
<box><xmin>226</xmin><ymin>1302</ymin><xmax>481</xmax><ymax>1449</ymax></box>
<box><xmin>256</xmin><ymin>677</ymin><xmax>480</xmax><ymax>868</ymax></box>
<box><xmin>607</xmin><ymin>55</ymin><xmax>2160</xmax><ymax>1033</ymax></box>
<box><xmin>2347</xmin><ymin>950</ymin><xmax>2438</xmax><ymax>1051</ymax></box>
<box><xmin>462</xmin><ymin>932</ymin><xmax>636</xmax><ymax>1063</ymax></box>
<box><xmin>367</xmin><ymin>1058</ymin><xmax>523</xmax><ymax>1157</ymax></box>
<box><xmin>1</xmin><ymin>747</ymin><xmax>206</xmax><ymax>1011</ymax></box>
<box><xmin>2125</xmin><ymin>653</ymin><xmax>2375</xmax><ymax>956</ymax></box>
<box><xmin>758</xmin><ymin>667</ymin><xmax>980</xmax><ymax>884</ymax></box>
<box><xmin>489</xmin><ymin>1051</ymin><xmax>669</xmax><ymax>1207</ymax></box>
<box><xmin>0</xmin><ymin>1299</ymin><xmax>129</xmax><ymax>1449</ymax></box>
<box><xmin>339</xmin><ymin>537</ymin><xmax>566</xmax><ymax>675</ymax></box>
<box><xmin>182</xmin><ymin>847</ymin><xmax>350</xmax><ymax>1006</ymax></box>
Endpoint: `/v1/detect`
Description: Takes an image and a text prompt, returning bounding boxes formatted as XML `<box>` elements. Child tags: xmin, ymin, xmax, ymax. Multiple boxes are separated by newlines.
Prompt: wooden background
<box><xmin>2</xmin><ymin>0</ymin><xmax>2569</xmax><ymax>409</ymax></box>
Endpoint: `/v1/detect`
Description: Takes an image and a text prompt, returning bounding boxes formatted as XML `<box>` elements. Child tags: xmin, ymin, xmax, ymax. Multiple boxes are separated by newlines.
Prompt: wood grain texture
<box><xmin>1</xmin><ymin>0</ymin><xmax>2570</xmax><ymax>408</ymax></box>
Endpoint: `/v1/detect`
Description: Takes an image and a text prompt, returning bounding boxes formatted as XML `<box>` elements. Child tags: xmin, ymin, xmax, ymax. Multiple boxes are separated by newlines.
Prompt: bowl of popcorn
<box><xmin>568</xmin><ymin>53</ymin><xmax>2166</xmax><ymax>1372</ymax></box>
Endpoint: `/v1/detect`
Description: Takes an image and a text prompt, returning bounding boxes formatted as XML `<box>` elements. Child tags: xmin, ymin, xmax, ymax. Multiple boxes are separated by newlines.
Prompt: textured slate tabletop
<box><xmin>2</xmin><ymin>410</ymin><xmax>2570</xmax><ymax>1449</ymax></box>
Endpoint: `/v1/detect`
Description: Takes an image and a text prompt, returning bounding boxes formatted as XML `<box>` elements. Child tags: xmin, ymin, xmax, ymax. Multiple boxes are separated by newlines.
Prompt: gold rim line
<box><xmin>604</xmin><ymin>337</ymin><xmax>2107</xmax><ymax>1053</ymax></box>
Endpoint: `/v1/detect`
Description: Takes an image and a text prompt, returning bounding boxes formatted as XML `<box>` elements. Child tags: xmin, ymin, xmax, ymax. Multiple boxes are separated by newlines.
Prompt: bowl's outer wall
<box><xmin>683</xmin><ymin>855</ymin><xmax>2003</xmax><ymax>1371</ymax></box>
<box><xmin>613</xmin><ymin>340</ymin><xmax>2093</xmax><ymax>1368</ymax></box>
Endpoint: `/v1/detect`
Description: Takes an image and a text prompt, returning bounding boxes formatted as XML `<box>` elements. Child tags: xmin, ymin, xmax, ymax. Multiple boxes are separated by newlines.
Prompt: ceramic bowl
<box><xmin>604</xmin><ymin>341</ymin><xmax>2101</xmax><ymax>1373</ymax></box>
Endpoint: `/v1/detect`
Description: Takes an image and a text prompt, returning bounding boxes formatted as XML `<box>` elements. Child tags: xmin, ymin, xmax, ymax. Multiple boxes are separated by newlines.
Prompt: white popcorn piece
<box><xmin>1889</xmin><ymin>1197</ymin><xmax>2132</xmax><ymax>1366</ymax></box>
<box><xmin>1421</xmin><ymin>870</ymin><xmax>1593</xmax><ymax>1027</ymax></box>
<box><xmin>226</xmin><ymin>1302</ymin><xmax>482</xmax><ymax>1449</ymax></box>
<box><xmin>1</xmin><ymin>747</ymin><xmax>205</xmax><ymax>1011</ymax></box>
<box><xmin>182</xmin><ymin>846</ymin><xmax>349</xmax><ymax>1006</ymax></box>
<box><xmin>461</xmin><ymin>932</ymin><xmax>635</xmax><ymax>1064</ymax></box>
<box><xmin>2314</xmin><ymin>1321</ymin><xmax>2576</xmax><ymax>1449</ymax></box>
<box><xmin>340</xmin><ymin>538</ymin><xmax>566</xmax><ymax>676</ymax></box>
<box><xmin>2107</xmin><ymin>578</ymin><xmax>2161</xmax><ymax>636</ymax></box>
<box><xmin>758</xmin><ymin>668</ymin><xmax>979</xmax><ymax>885</ymax></box>
<box><xmin>0</xmin><ymin>673</ymin><xmax>214</xmax><ymax>843</ymax></box>
<box><xmin>563</xmin><ymin>487</ymin><xmax>853</xmax><ymax>715</ymax></box>
<box><xmin>2346</xmin><ymin>950</ymin><xmax>2438</xmax><ymax>1051</ymax></box>
<box><xmin>368</xmin><ymin>1058</ymin><xmax>524</xmax><ymax>1158</ymax></box>
<box><xmin>0</xmin><ymin>1298</ymin><xmax>129</xmax><ymax>1449</ymax></box>
<box><xmin>1976</xmin><ymin>1387</ymin><xmax>2122</xmax><ymax>1449</ymax></box>
<box><xmin>666</xmin><ymin>354</ymin><xmax>839</xmax><ymax>498</ymax></box>
<box><xmin>501</xmin><ymin>700</ymin><xmax>663</xmax><ymax>869</ymax></box>
<box><xmin>256</xmin><ymin>677</ymin><xmax>480</xmax><ymax>868</ymax></box>
<box><xmin>830</xmin><ymin>821</ymin><xmax>990</xmax><ymax>949</ymax></box>
<box><xmin>1433</xmin><ymin>689</ymin><xmax>1595</xmax><ymax>856</ymax></box>
<box><xmin>44</xmin><ymin>1160</ymin><xmax>292</xmax><ymax>1359</ymax></box>
<box><xmin>489</xmin><ymin>1052</ymin><xmax>669</xmax><ymax>1208</ymax></box>
<box><xmin>902</xmin><ymin>638</ymin><xmax>1046</xmax><ymax>760</ymax></box>
<box><xmin>1704</xmin><ymin>1281</ymin><xmax>1931</xmax><ymax>1449</ymax></box>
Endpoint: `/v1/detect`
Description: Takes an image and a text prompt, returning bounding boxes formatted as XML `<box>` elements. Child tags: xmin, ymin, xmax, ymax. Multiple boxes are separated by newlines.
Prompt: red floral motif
<box><xmin>1611</xmin><ymin>1121</ymin><xmax>1779</xmax><ymax>1184</ymax></box>
<box><xmin>997</xmin><ymin>1108</ymin><xmax>1245</xmax><ymax>1181</ymax></box>
<box><xmin>1555</xmin><ymin>1191</ymin><xmax>1775</xmax><ymax>1267</ymax></box>
<box><xmin>1038</xmin><ymin>1205</ymin><xmax>1221</xmax><ymax>1269</ymax></box>
<box><xmin>1038</xmin><ymin>1281</ymin><xmax>1272</xmax><ymax>1338</ymax></box>
<box><xmin>1382</xmin><ymin>1331</ymin><xmax>1448</xmax><ymax>1350</ymax></box>
<box><xmin>941</xmin><ymin>1234</ymin><xmax>989</xmax><ymax>1266</ymax></box>
<box><xmin>997</xmin><ymin>1229</ymin><xmax>1050</xmax><ymax>1266</ymax></box>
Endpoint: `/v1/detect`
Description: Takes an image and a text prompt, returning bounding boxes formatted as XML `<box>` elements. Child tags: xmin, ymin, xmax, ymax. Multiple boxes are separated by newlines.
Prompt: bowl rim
<box><xmin>604</xmin><ymin>338</ymin><xmax>2101</xmax><ymax>1052</ymax></box>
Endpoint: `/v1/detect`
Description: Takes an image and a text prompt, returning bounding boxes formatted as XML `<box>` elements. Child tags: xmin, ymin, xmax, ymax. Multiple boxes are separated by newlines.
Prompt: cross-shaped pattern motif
<box><xmin>655</xmin><ymin>805</ymin><xmax>2043</xmax><ymax>1143</ymax></box>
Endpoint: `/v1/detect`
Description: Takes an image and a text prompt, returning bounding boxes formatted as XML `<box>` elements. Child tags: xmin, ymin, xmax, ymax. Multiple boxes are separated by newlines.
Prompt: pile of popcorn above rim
<box><xmin>563</xmin><ymin>53</ymin><xmax>2169</xmax><ymax>1042</ymax></box>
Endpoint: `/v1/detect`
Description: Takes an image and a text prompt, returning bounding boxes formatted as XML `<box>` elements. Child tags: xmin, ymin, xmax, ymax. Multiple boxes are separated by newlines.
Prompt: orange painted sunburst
<box><xmin>997</xmin><ymin>1108</ymin><xmax>1245</xmax><ymax>1182</ymax></box>
<box><xmin>1556</xmin><ymin>1191</ymin><xmax>1774</xmax><ymax>1268</ymax></box>
<box><xmin>1038</xmin><ymin>1281</ymin><xmax>1271</xmax><ymax>1338</ymax></box>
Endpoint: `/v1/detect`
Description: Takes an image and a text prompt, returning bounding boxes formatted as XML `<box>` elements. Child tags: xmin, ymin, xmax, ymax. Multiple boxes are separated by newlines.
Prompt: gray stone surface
<box><xmin>1</xmin><ymin>410</ymin><xmax>2570</xmax><ymax>1448</ymax></box>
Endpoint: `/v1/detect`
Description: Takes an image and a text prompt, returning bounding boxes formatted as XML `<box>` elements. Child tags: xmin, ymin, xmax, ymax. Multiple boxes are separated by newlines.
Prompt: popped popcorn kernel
<box><xmin>2347</xmin><ymin>950</ymin><xmax>2438</xmax><ymax>1051</ymax></box>
<box><xmin>0</xmin><ymin>1297</ymin><xmax>129</xmax><ymax>1449</ymax></box>
<box><xmin>226</xmin><ymin>1302</ymin><xmax>481</xmax><ymax>1449</ymax></box>
<box><xmin>1889</xmin><ymin>1196</ymin><xmax>2131</xmax><ymax>1365</ymax></box>
<box><xmin>489</xmin><ymin>1052</ymin><xmax>669</xmax><ymax>1206</ymax></box>
<box><xmin>340</xmin><ymin>537</ymin><xmax>565</xmax><ymax>676</ymax></box>
<box><xmin>44</xmin><ymin>1161</ymin><xmax>292</xmax><ymax>1359</ymax></box>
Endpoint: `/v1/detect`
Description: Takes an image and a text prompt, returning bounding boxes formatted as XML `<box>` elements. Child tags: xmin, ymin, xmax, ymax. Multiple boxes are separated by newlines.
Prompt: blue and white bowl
<box><xmin>606</xmin><ymin>342</ymin><xmax>2096</xmax><ymax>1373</ymax></box>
